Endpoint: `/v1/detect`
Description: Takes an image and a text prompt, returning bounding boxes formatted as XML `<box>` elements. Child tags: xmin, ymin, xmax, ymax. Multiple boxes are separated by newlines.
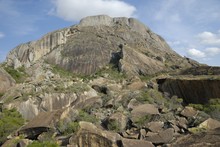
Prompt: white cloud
<box><xmin>0</xmin><ymin>32</ymin><xmax>5</xmax><ymax>38</ymax></box>
<box><xmin>51</xmin><ymin>0</ymin><xmax>136</xmax><ymax>21</ymax></box>
<box><xmin>197</xmin><ymin>31</ymin><xmax>220</xmax><ymax>46</ymax></box>
<box><xmin>205</xmin><ymin>47</ymin><xmax>220</xmax><ymax>56</ymax></box>
<box><xmin>187</xmin><ymin>48</ymin><xmax>206</xmax><ymax>58</ymax></box>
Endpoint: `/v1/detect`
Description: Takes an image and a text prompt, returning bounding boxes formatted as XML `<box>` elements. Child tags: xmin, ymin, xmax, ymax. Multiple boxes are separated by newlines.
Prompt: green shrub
<box><xmin>189</xmin><ymin>98</ymin><xmax>220</xmax><ymax>120</ymax></box>
<box><xmin>188</xmin><ymin>104</ymin><xmax>204</xmax><ymax>111</ymax></box>
<box><xmin>134</xmin><ymin>115</ymin><xmax>150</xmax><ymax>127</ymax></box>
<box><xmin>27</xmin><ymin>141</ymin><xmax>59</xmax><ymax>147</ymax></box>
<box><xmin>0</xmin><ymin>93</ymin><xmax>4</xmax><ymax>98</ymax></box>
<box><xmin>137</xmin><ymin>89</ymin><xmax>164</xmax><ymax>105</ymax></box>
<box><xmin>77</xmin><ymin>110</ymin><xmax>98</xmax><ymax>123</ymax></box>
<box><xmin>107</xmin><ymin>120</ymin><xmax>120</xmax><ymax>132</ymax></box>
<box><xmin>57</xmin><ymin>121</ymin><xmax>79</xmax><ymax>135</ymax></box>
<box><xmin>0</xmin><ymin>108</ymin><xmax>25</xmax><ymax>145</ymax></box>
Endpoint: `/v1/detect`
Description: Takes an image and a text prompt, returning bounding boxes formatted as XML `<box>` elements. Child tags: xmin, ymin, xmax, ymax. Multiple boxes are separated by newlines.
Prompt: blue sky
<box><xmin>0</xmin><ymin>0</ymin><xmax>220</xmax><ymax>66</ymax></box>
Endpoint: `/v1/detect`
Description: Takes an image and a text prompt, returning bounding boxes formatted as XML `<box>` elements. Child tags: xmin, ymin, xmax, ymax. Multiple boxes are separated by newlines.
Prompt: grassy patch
<box><xmin>27</xmin><ymin>141</ymin><xmax>59</xmax><ymax>147</ymax></box>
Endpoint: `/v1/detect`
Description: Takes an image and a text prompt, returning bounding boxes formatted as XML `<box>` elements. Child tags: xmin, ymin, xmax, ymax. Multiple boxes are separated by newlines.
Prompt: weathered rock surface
<box><xmin>121</xmin><ymin>138</ymin><xmax>154</xmax><ymax>147</ymax></box>
<box><xmin>6</xmin><ymin>15</ymin><xmax>195</xmax><ymax>76</ymax></box>
<box><xmin>180</xmin><ymin>106</ymin><xmax>198</xmax><ymax>118</ymax></box>
<box><xmin>18</xmin><ymin>110</ymin><xmax>63</xmax><ymax>139</ymax></box>
<box><xmin>0</xmin><ymin>67</ymin><xmax>15</xmax><ymax>94</ymax></box>
<box><xmin>199</xmin><ymin>118</ymin><xmax>220</xmax><ymax>130</ymax></box>
<box><xmin>145</xmin><ymin>128</ymin><xmax>174</xmax><ymax>144</ymax></box>
<box><xmin>69</xmin><ymin>121</ymin><xmax>121</xmax><ymax>147</ymax></box>
<box><xmin>157</xmin><ymin>77</ymin><xmax>220</xmax><ymax>104</ymax></box>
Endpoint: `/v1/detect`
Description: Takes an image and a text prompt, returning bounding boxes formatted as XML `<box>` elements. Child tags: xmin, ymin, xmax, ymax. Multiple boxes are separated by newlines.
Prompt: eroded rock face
<box><xmin>6</xmin><ymin>15</ymin><xmax>195</xmax><ymax>76</ymax></box>
<box><xmin>0</xmin><ymin>67</ymin><xmax>15</xmax><ymax>94</ymax></box>
<box><xmin>157</xmin><ymin>77</ymin><xmax>220</xmax><ymax>104</ymax></box>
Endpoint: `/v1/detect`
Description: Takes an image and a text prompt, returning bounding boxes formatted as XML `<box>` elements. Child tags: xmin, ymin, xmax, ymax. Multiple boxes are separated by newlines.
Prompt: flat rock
<box><xmin>147</xmin><ymin>121</ymin><xmax>164</xmax><ymax>133</ymax></box>
<box><xmin>180</xmin><ymin>106</ymin><xmax>198</xmax><ymax>118</ymax></box>
<box><xmin>131</xmin><ymin>104</ymin><xmax>159</xmax><ymax>117</ymax></box>
<box><xmin>146</xmin><ymin>128</ymin><xmax>174</xmax><ymax>144</ymax></box>
<box><xmin>121</xmin><ymin>138</ymin><xmax>154</xmax><ymax>147</ymax></box>
<box><xmin>199</xmin><ymin>118</ymin><xmax>220</xmax><ymax>130</ymax></box>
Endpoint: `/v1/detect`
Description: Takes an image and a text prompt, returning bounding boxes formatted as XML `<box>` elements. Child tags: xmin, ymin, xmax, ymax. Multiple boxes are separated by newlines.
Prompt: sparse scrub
<box><xmin>4</xmin><ymin>66</ymin><xmax>28</xmax><ymax>83</ymax></box>
<box><xmin>27</xmin><ymin>141</ymin><xmax>59</xmax><ymax>147</ymax></box>
<box><xmin>189</xmin><ymin>98</ymin><xmax>220</xmax><ymax>120</ymax></box>
<box><xmin>0</xmin><ymin>108</ymin><xmax>25</xmax><ymax>145</ymax></box>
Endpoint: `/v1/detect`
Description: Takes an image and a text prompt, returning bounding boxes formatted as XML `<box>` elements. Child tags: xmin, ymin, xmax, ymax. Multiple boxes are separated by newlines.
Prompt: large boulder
<box><xmin>198</xmin><ymin>118</ymin><xmax>220</xmax><ymax>130</ymax></box>
<box><xmin>145</xmin><ymin>128</ymin><xmax>174</xmax><ymax>144</ymax></box>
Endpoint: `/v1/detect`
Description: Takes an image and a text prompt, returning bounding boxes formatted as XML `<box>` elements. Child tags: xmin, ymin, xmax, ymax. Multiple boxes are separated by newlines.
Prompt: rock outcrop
<box><xmin>6</xmin><ymin>15</ymin><xmax>195</xmax><ymax>76</ymax></box>
<box><xmin>0</xmin><ymin>67</ymin><xmax>15</xmax><ymax>94</ymax></box>
<box><xmin>157</xmin><ymin>77</ymin><xmax>220</xmax><ymax>104</ymax></box>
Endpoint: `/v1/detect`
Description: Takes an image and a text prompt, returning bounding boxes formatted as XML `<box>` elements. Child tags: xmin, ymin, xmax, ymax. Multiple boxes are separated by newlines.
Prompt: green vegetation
<box><xmin>4</xmin><ymin>66</ymin><xmax>28</xmax><ymax>83</ymax></box>
<box><xmin>107</xmin><ymin>120</ymin><xmax>121</xmax><ymax>132</ymax></box>
<box><xmin>77</xmin><ymin>110</ymin><xmax>98</xmax><ymax>123</ymax></box>
<box><xmin>57</xmin><ymin>121</ymin><xmax>79</xmax><ymax>135</ymax></box>
<box><xmin>27</xmin><ymin>141</ymin><xmax>59</xmax><ymax>147</ymax></box>
<box><xmin>0</xmin><ymin>108</ymin><xmax>25</xmax><ymax>145</ymax></box>
<box><xmin>188</xmin><ymin>127</ymin><xmax>206</xmax><ymax>134</ymax></box>
<box><xmin>189</xmin><ymin>98</ymin><xmax>220</xmax><ymax>120</ymax></box>
<box><xmin>137</xmin><ymin>89</ymin><xmax>164</xmax><ymax>104</ymax></box>
<box><xmin>135</xmin><ymin>115</ymin><xmax>150</xmax><ymax>127</ymax></box>
<box><xmin>0</xmin><ymin>93</ymin><xmax>4</xmax><ymax>98</ymax></box>
<box><xmin>51</xmin><ymin>64</ymin><xmax>74</xmax><ymax>78</ymax></box>
<box><xmin>92</xmin><ymin>64</ymin><xmax>126</xmax><ymax>81</ymax></box>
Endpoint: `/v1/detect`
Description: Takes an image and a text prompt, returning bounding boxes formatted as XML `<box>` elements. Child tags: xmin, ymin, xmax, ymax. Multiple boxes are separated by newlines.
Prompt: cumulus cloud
<box><xmin>187</xmin><ymin>48</ymin><xmax>206</xmax><ymax>58</ymax></box>
<box><xmin>50</xmin><ymin>0</ymin><xmax>136</xmax><ymax>21</ymax></box>
<box><xmin>205</xmin><ymin>47</ymin><xmax>220</xmax><ymax>56</ymax></box>
<box><xmin>197</xmin><ymin>31</ymin><xmax>220</xmax><ymax>46</ymax></box>
<box><xmin>0</xmin><ymin>32</ymin><xmax>5</xmax><ymax>38</ymax></box>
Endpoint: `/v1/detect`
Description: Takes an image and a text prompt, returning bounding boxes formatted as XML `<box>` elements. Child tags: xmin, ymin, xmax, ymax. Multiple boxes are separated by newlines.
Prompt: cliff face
<box><xmin>6</xmin><ymin>15</ymin><xmax>196</xmax><ymax>76</ymax></box>
<box><xmin>157</xmin><ymin>78</ymin><xmax>220</xmax><ymax>104</ymax></box>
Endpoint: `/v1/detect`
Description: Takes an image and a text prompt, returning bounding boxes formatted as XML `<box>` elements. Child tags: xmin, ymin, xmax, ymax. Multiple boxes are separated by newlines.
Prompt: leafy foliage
<box><xmin>0</xmin><ymin>108</ymin><xmax>25</xmax><ymax>145</ymax></box>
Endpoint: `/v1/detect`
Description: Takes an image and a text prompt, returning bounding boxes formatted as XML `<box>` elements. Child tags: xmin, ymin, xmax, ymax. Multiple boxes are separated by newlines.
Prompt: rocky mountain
<box><xmin>0</xmin><ymin>15</ymin><xmax>220</xmax><ymax>147</ymax></box>
<box><xmin>6</xmin><ymin>15</ymin><xmax>197</xmax><ymax>76</ymax></box>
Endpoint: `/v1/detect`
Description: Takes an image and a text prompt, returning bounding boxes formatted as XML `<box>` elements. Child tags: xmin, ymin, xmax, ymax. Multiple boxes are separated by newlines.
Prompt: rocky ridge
<box><xmin>0</xmin><ymin>15</ymin><xmax>220</xmax><ymax>147</ymax></box>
